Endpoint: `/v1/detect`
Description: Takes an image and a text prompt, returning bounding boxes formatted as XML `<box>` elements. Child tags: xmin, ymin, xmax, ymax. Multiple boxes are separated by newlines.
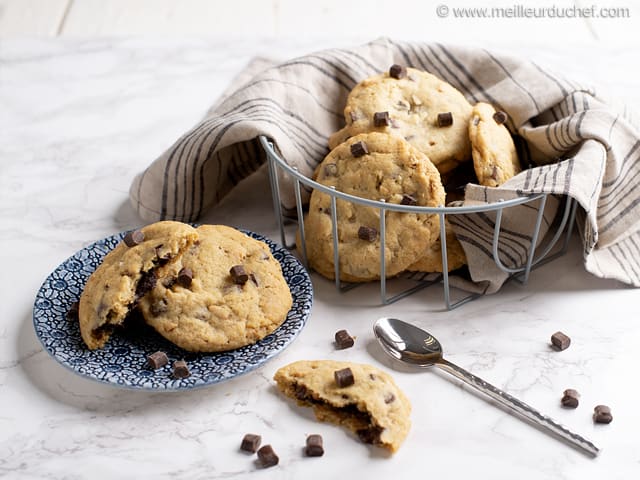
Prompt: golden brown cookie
<box><xmin>138</xmin><ymin>225</ymin><xmax>292</xmax><ymax>352</ymax></box>
<box><xmin>274</xmin><ymin>360</ymin><xmax>411</xmax><ymax>452</ymax></box>
<box><xmin>329</xmin><ymin>66</ymin><xmax>473</xmax><ymax>175</ymax></box>
<box><xmin>468</xmin><ymin>102</ymin><xmax>521</xmax><ymax>187</ymax></box>
<box><xmin>407</xmin><ymin>219</ymin><xmax>467</xmax><ymax>272</ymax></box>
<box><xmin>303</xmin><ymin>132</ymin><xmax>445</xmax><ymax>282</ymax></box>
<box><xmin>79</xmin><ymin>221</ymin><xmax>198</xmax><ymax>350</ymax></box>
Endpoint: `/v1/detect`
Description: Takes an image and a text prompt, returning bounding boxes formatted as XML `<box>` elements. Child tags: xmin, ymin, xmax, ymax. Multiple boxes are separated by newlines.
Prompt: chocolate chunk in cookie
<box><xmin>230</xmin><ymin>265</ymin><xmax>249</xmax><ymax>285</ymax></box>
<box><xmin>373</xmin><ymin>111</ymin><xmax>391</xmax><ymax>127</ymax></box>
<box><xmin>437</xmin><ymin>112</ymin><xmax>453</xmax><ymax>127</ymax></box>
<box><xmin>350</xmin><ymin>140</ymin><xmax>369</xmax><ymax>158</ymax></box>
<box><xmin>389</xmin><ymin>64</ymin><xmax>407</xmax><ymax>79</ymax></box>
<box><xmin>177</xmin><ymin>267</ymin><xmax>193</xmax><ymax>287</ymax></box>
<box><xmin>357</xmin><ymin>226</ymin><xmax>378</xmax><ymax>242</ymax></box>
<box><xmin>334</xmin><ymin>367</ymin><xmax>355</xmax><ymax>387</ymax></box>
<box><xmin>123</xmin><ymin>229</ymin><xmax>145</xmax><ymax>247</ymax></box>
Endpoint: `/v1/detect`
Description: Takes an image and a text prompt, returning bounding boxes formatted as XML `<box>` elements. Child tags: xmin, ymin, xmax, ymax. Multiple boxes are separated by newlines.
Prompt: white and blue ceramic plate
<box><xmin>33</xmin><ymin>229</ymin><xmax>313</xmax><ymax>391</ymax></box>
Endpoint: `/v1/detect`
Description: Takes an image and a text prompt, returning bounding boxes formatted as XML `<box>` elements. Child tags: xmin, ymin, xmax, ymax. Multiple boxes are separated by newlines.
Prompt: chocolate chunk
<box><xmin>324</xmin><ymin>163</ymin><xmax>338</xmax><ymax>177</ymax></box>
<box><xmin>230</xmin><ymin>265</ymin><xmax>249</xmax><ymax>285</ymax></box>
<box><xmin>357</xmin><ymin>425</ymin><xmax>383</xmax><ymax>444</ymax></box>
<box><xmin>123</xmin><ymin>229</ymin><xmax>144</xmax><ymax>247</ymax></box>
<box><xmin>135</xmin><ymin>270</ymin><xmax>157</xmax><ymax>298</ymax></box>
<box><xmin>373</xmin><ymin>111</ymin><xmax>391</xmax><ymax>127</ymax></box>
<box><xmin>257</xmin><ymin>445</ymin><xmax>279</xmax><ymax>467</ymax></box>
<box><xmin>350</xmin><ymin>141</ymin><xmax>369</xmax><ymax>158</ymax></box>
<box><xmin>172</xmin><ymin>360</ymin><xmax>191</xmax><ymax>379</ymax></box>
<box><xmin>334</xmin><ymin>329</ymin><xmax>354</xmax><ymax>349</ymax></box>
<box><xmin>154</xmin><ymin>245</ymin><xmax>171</xmax><ymax>266</ymax></box>
<box><xmin>305</xmin><ymin>434</ymin><xmax>324</xmax><ymax>457</ymax></box>
<box><xmin>400</xmin><ymin>194</ymin><xmax>417</xmax><ymax>206</ymax></box>
<box><xmin>593</xmin><ymin>405</ymin><xmax>613</xmax><ymax>424</ymax></box>
<box><xmin>334</xmin><ymin>367</ymin><xmax>355</xmax><ymax>388</ymax></box>
<box><xmin>146</xmin><ymin>351</ymin><xmax>168</xmax><ymax>370</ymax></box>
<box><xmin>384</xmin><ymin>393</ymin><xmax>396</xmax><ymax>404</ymax></box>
<box><xmin>250</xmin><ymin>273</ymin><xmax>259</xmax><ymax>286</ymax></box>
<box><xmin>551</xmin><ymin>331</ymin><xmax>571</xmax><ymax>351</ymax></box>
<box><xmin>437</xmin><ymin>112</ymin><xmax>453</xmax><ymax>127</ymax></box>
<box><xmin>561</xmin><ymin>389</ymin><xmax>580</xmax><ymax>408</ymax></box>
<box><xmin>389</xmin><ymin>64</ymin><xmax>407</xmax><ymax>79</ymax></box>
<box><xmin>240</xmin><ymin>433</ymin><xmax>262</xmax><ymax>453</ymax></box>
<box><xmin>66</xmin><ymin>301</ymin><xmax>79</xmax><ymax>321</ymax></box>
<box><xmin>177</xmin><ymin>267</ymin><xmax>193</xmax><ymax>287</ymax></box>
<box><xmin>493</xmin><ymin>110</ymin><xmax>508</xmax><ymax>125</ymax></box>
<box><xmin>357</xmin><ymin>226</ymin><xmax>377</xmax><ymax>242</ymax></box>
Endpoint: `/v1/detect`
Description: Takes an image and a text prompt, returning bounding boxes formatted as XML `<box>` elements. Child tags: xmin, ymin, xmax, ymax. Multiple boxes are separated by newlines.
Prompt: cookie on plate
<box><xmin>79</xmin><ymin>221</ymin><xmax>198</xmax><ymax>350</ymax></box>
<box><xmin>468</xmin><ymin>102</ymin><xmax>521</xmax><ymax>187</ymax></box>
<box><xmin>274</xmin><ymin>360</ymin><xmax>411</xmax><ymax>452</ymax></box>
<box><xmin>407</xmin><ymin>219</ymin><xmax>467</xmax><ymax>273</ymax></box>
<box><xmin>138</xmin><ymin>225</ymin><xmax>292</xmax><ymax>352</ymax></box>
<box><xmin>329</xmin><ymin>65</ymin><xmax>473</xmax><ymax>175</ymax></box>
<box><xmin>303</xmin><ymin>132</ymin><xmax>445</xmax><ymax>282</ymax></box>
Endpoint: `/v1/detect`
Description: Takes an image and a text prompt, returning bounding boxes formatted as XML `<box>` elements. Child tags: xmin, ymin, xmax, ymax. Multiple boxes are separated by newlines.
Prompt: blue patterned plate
<box><xmin>33</xmin><ymin>229</ymin><xmax>313</xmax><ymax>391</ymax></box>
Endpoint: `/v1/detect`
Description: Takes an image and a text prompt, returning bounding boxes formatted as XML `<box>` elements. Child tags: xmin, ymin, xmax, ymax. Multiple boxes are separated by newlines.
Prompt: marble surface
<box><xmin>2</xmin><ymin>38</ymin><xmax>640</xmax><ymax>479</ymax></box>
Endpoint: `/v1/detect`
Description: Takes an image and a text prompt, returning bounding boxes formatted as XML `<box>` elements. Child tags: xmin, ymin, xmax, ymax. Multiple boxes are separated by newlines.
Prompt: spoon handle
<box><xmin>435</xmin><ymin>358</ymin><xmax>599</xmax><ymax>457</ymax></box>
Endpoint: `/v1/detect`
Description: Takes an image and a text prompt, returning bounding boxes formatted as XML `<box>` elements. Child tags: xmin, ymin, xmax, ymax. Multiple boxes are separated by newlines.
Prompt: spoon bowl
<box><xmin>373</xmin><ymin>317</ymin><xmax>599</xmax><ymax>457</ymax></box>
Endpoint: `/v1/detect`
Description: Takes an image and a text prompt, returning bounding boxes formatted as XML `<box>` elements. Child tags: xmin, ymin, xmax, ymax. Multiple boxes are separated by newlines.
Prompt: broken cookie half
<box><xmin>78</xmin><ymin>221</ymin><xmax>198</xmax><ymax>349</ymax></box>
<box><xmin>274</xmin><ymin>360</ymin><xmax>411</xmax><ymax>452</ymax></box>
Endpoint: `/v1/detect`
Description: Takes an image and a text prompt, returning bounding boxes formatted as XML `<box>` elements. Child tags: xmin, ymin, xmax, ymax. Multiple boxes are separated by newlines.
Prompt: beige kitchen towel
<box><xmin>129</xmin><ymin>38</ymin><xmax>640</xmax><ymax>291</ymax></box>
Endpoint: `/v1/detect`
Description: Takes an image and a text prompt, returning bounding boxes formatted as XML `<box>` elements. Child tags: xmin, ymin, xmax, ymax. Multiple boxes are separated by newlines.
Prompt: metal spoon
<box><xmin>373</xmin><ymin>317</ymin><xmax>599</xmax><ymax>457</ymax></box>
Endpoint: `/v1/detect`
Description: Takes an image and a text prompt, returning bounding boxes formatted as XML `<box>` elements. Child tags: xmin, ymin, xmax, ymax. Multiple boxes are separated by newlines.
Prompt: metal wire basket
<box><xmin>259</xmin><ymin>136</ymin><xmax>577</xmax><ymax>310</ymax></box>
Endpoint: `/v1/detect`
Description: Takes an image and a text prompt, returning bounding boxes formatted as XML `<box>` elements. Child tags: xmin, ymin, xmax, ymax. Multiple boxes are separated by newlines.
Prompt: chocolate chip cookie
<box><xmin>79</xmin><ymin>221</ymin><xmax>198</xmax><ymax>350</ymax></box>
<box><xmin>138</xmin><ymin>225</ymin><xmax>292</xmax><ymax>352</ymax></box>
<box><xmin>303</xmin><ymin>132</ymin><xmax>446</xmax><ymax>282</ymax></box>
<box><xmin>329</xmin><ymin>66</ymin><xmax>473</xmax><ymax>175</ymax></box>
<box><xmin>274</xmin><ymin>360</ymin><xmax>411</xmax><ymax>452</ymax></box>
<box><xmin>468</xmin><ymin>102</ymin><xmax>521</xmax><ymax>187</ymax></box>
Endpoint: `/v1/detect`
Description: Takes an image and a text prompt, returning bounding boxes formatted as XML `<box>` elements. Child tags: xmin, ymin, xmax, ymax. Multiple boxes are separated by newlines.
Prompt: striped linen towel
<box><xmin>129</xmin><ymin>38</ymin><xmax>640</xmax><ymax>291</ymax></box>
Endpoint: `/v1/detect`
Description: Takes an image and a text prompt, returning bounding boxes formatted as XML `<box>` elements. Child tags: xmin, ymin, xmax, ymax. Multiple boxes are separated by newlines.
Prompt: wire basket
<box><xmin>259</xmin><ymin>136</ymin><xmax>577</xmax><ymax>310</ymax></box>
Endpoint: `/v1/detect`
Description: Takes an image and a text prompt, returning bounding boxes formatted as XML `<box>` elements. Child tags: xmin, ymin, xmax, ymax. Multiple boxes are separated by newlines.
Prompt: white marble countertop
<box><xmin>2</xmin><ymin>38</ymin><xmax>640</xmax><ymax>479</ymax></box>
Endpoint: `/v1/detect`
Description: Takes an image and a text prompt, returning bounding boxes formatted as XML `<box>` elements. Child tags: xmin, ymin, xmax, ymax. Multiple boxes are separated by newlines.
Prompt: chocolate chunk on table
<box><xmin>389</xmin><ymin>64</ymin><xmax>407</xmax><ymax>79</ymax></box>
<box><xmin>240</xmin><ymin>433</ymin><xmax>262</xmax><ymax>453</ymax></box>
<box><xmin>334</xmin><ymin>329</ymin><xmax>354</xmax><ymax>349</ymax></box>
<box><xmin>146</xmin><ymin>351</ymin><xmax>169</xmax><ymax>370</ymax></box>
<box><xmin>561</xmin><ymin>389</ymin><xmax>579</xmax><ymax>408</ymax></box>
<box><xmin>334</xmin><ymin>367</ymin><xmax>355</xmax><ymax>388</ymax></box>
<box><xmin>373</xmin><ymin>111</ymin><xmax>391</xmax><ymax>127</ymax></box>
<box><xmin>257</xmin><ymin>445</ymin><xmax>279</xmax><ymax>467</ymax></box>
<box><xmin>437</xmin><ymin>112</ymin><xmax>453</xmax><ymax>127</ymax></box>
<box><xmin>230</xmin><ymin>265</ymin><xmax>249</xmax><ymax>285</ymax></box>
<box><xmin>350</xmin><ymin>141</ymin><xmax>369</xmax><ymax>158</ymax></box>
<box><xmin>123</xmin><ymin>229</ymin><xmax>145</xmax><ymax>247</ymax></box>
<box><xmin>177</xmin><ymin>267</ymin><xmax>193</xmax><ymax>287</ymax></box>
<box><xmin>305</xmin><ymin>434</ymin><xmax>324</xmax><ymax>457</ymax></box>
<box><xmin>358</xmin><ymin>226</ymin><xmax>378</xmax><ymax>242</ymax></box>
<box><xmin>172</xmin><ymin>360</ymin><xmax>191</xmax><ymax>379</ymax></box>
<box><xmin>551</xmin><ymin>331</ymin><xmax>571</xmax><ymax>351</ymax></box>
<box><xmin>593</xmin><ymin>405</ymin><xmax>613</xmax><ymax>424</ymax></box>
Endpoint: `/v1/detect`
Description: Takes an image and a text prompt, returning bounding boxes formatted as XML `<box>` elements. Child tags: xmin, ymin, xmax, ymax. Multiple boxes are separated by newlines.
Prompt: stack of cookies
<box><xmin>301</xmin><ymin>65</ymin><xmax>521</xmax><ymax>282</ymax></box>
<box><xmin>79</xmin><ymin>222</ymin><xmax>293</xmax><ymax>352</ymax></box>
